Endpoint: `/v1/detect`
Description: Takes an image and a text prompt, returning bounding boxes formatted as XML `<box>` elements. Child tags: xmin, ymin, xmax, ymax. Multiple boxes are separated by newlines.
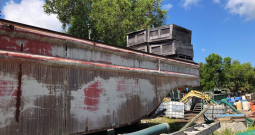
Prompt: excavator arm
<box><xmin>179</xmin><ymin>90</ymin><xmax>210</xmax><ymax>104</ymax></box>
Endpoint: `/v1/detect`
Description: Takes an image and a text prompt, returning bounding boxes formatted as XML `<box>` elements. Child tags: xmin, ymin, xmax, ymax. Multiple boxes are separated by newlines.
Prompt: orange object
<box><xmin>236</xmin><ymin>102</ymin><xmax>242</xmax><ymax>111</ymax></box>
<box><xmin>250</xmin><ymin>102</ymin><xmax>255</xmax><ymax>111</ymax></box>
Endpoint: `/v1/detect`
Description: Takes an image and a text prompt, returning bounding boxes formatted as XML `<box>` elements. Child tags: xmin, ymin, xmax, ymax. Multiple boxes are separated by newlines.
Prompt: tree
<box><xmin>199</xmin><ymin>53</ymin><xmax>255</xmax><ymax>93</ymax></box>
<box><xmin>43</xmin><ymin>0</ymin><xmax>167</xmax><ymax>46</ymax></box>
<box><xmin>228</xmin><ymin>61</ymin><xmax>255</xmax><ymax>92</ymax></box>
<box><xmin>200</xmin><ymin>53</ymin><xmax>226</xmax><ymax>91</ymax></box>
<box><xmin>221</xmin><ymin>57</ymin><xmax>232</xmax><ymax>88</ymax></box>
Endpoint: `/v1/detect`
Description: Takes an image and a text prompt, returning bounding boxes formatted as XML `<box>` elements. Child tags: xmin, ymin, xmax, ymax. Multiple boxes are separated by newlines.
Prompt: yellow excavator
<box><xmin>179</xmin><ymin>90</ymin><xmax>214</xmax><ymax>104</ymax></box>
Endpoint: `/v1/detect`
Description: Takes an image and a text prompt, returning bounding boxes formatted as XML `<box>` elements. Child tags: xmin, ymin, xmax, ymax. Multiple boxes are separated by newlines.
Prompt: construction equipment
<box><xmin>179</xmin><ymin>90</ymin><xmax>212</xmax><ymax>104</ymax></box>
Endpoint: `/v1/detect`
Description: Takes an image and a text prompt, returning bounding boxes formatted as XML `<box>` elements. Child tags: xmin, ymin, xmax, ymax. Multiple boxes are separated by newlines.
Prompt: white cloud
<box><xmin>162</xmin><ymin>4</ymin><xmax>173</xmax><ymax>10</ymax></box>
<box><xmin>225</xmin><ymin>0</ymin><xmax>255</xmax><ymax>21</ymax></box>
<box><xmin>223</xmin><ymin>17</ymin><xmax>230</xmax><ymax>23</ymax></box>
<box><xmin>201</xmin><ymin>48</ymin><xmax>205</xmax><ymax>52</ymax></box>
<box><xmin>213</xmin><ymin>0</ymin><xmax>220</xmax><ymax>3</ymax></box>
<box><xmin>3</xmin><ymin>0</ymin><xmax>62</xmax><ymax>31</ymax></box>
<box><xmin>182</xmin><ymin>0</ymin><xmax>202</xmax><ymax>9</ymax></box>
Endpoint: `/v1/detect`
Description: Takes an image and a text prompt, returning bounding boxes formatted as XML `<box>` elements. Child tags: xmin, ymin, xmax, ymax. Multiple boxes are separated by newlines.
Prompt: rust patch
<box><xmin>15</xmin><ymin>64</ymin><xmax>22</xmax><ymax>122</ymax></box>
<box><xmin>91</xmin><ymin>60</ymin><xmax>112</xmax><ymax>65</ymax></box>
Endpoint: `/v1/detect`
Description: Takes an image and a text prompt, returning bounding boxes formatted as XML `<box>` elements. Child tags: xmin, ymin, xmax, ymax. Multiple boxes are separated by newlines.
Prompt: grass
<box><xmin>246</xmin><ymin>125</ymin><xmax>255</xmax><ymax>132</ymax></box>
<box><xmin>212</xmin><ymin>129</ymin><xmax>234</xmax><ymax>135</ymax></box>
<box><xmin>212</xmin><ymin>125</ymin><xmax>255</xmax><ymax>135</ymax></box>
<box><xmin>141</xmin><ymin>117</ymin><xmax>192</xmax><ymax>133</ymax></box>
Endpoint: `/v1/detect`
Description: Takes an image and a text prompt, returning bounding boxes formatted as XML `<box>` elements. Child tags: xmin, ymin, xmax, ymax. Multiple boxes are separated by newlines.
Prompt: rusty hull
<box><xmin>0</xmin><ymin>19</ymin><xmax>200</xmax><ymax>135</ymax></box>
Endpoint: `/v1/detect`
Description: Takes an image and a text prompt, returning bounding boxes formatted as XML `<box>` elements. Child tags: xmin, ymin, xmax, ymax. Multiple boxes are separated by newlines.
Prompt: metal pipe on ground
<box><xmin>215</xmin><ymin>114</ymin><xmax>246</xmax><ymax>119</ymax></box>
<box><xmin>119</xmin><ymin>123</ymin><xmax>170</xmax><ymax>135</ymax></box>
<box><xmin>180</xmin><ymin>106</ymin><xmax>210</xmax><ymax>130</ymax></box>
<box><xmin>220</xmin><ymin>99</ymin><xmax>254</xmax><ymax>124</ymax></box>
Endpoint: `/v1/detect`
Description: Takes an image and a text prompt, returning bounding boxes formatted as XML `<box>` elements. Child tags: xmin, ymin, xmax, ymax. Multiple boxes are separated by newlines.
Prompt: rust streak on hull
<box><xmin>15</xmin><ymin>64</ymin><xmax>22</xmax><ymax>122</ymax></box>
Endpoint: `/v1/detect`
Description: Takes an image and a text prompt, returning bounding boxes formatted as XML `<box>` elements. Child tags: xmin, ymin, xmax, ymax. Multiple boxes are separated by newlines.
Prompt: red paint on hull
<box><xmin>0</xmin><ymin>79</ymin><xmax>16</xmax><ymax>97</ymax></box>
<box><xmin>0</xmin><ymin>33</ymin><xmax>57</xmax><ymax>56</ymax></box>
<box><xmin>0</xmin><ymin>35</ymin><xmax>21</xmax><ymax>52</ymax></box>
<box><xmin>23</xmin><ymin>40</ymin><xmax>54</xmax><ymax>56</ymax></box>
<box><xmin>84</xmin><ymin>81</ymin><xmax>103</xmax><ymax>111</ymax></box>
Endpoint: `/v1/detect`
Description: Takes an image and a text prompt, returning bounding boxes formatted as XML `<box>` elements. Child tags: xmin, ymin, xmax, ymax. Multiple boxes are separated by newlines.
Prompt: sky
<box><xmin>0</xmin><ymin>0</ymin><xmax>255</xmax><ymax>65</ymax></box>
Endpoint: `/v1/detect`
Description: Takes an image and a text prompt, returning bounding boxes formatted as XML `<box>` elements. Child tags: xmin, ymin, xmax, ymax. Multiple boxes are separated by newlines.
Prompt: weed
<box><xmin>142</xmin><ymin>117</ymin><xmax>192</xmax><ymax>133</ymax></box>
<box><xmin>212</xmin><ymin>125</ymin><xmax>255</xmax><ymax>135</ymax></box>
<box><xmin>212</xmin><ymin>129</ymin><xmax>234</xmax><ymax>135</ymax></box>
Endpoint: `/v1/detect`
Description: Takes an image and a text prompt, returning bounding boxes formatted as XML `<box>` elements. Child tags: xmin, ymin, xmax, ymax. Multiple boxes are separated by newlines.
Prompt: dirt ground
<box><xmin>239</xmin><ymin>110</ymin><xmax>255</xmax><ymax>120</ymax></box>
<box><xmin>141</xmin><ymin>111</ymin><xmax>205</xmax><ymax>132</ymax></box>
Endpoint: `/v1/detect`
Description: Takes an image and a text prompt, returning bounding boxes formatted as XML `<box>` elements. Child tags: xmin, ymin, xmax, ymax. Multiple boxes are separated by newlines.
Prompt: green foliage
<box><xmin>200</xmin><ymin>53</ymin><xmax>225</xmax><ymax>91</ymax></box>
<box><xmin>228</xmin><ymin>61</ymin><xmax>255</xmax><ymax>92</ymax></box>
<box><xmin>221</xmin><ymin>57</ymin><xmax>232</xmax><ymax>88</ymax></box>
<box><xmin>246</xmin><ymin>125</ymin><xmax>255</xmax><ymax>132</ymax></box>
<box><xmin>43</xmin><ymin>0</ymin><xmax>167</xmax><ymax>46</ymax></box>
<box><xmin>200</xmin><ymin>53</ymin><xmax>255</xmax><ymax>92</ymax></box>
<box><xmin>212</xmin><ymin>128</ymin><xmax>234</xmax><ymax>135</ymax></box>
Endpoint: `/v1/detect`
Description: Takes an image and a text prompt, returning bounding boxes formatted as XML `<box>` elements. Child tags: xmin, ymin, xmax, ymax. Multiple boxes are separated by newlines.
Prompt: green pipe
<box><xmin>122</xmin><ymin>123</ymin><xmax>169</xmax><ymax>135</ymax></box>
<box><xmin>201</xmin><ymin>98</ymin><xmax>254</xmax><ymax>124</ymax></box>
<box><xmin>172</xmin><ymin>90</ymin><xmax>175</xmax><ymax>101</ymax></box>
<box><xmin>177</xmin><ymin>89</ymin><xmax>180</xmax><ymax>101</ymax></box>
<box><xmin>208</xmin><ymin>99</ymin><xmax>218</xmax><ymax>104</ymax></box>
<box><xmin>220</xmin><ymin>99</ymin><xmax>253</xmax><ymax>123</ymax></box>
<box><xmin>236</xmin><ymin>130</ymin><xmax>255</xmax><ymax>135</ymax></box>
